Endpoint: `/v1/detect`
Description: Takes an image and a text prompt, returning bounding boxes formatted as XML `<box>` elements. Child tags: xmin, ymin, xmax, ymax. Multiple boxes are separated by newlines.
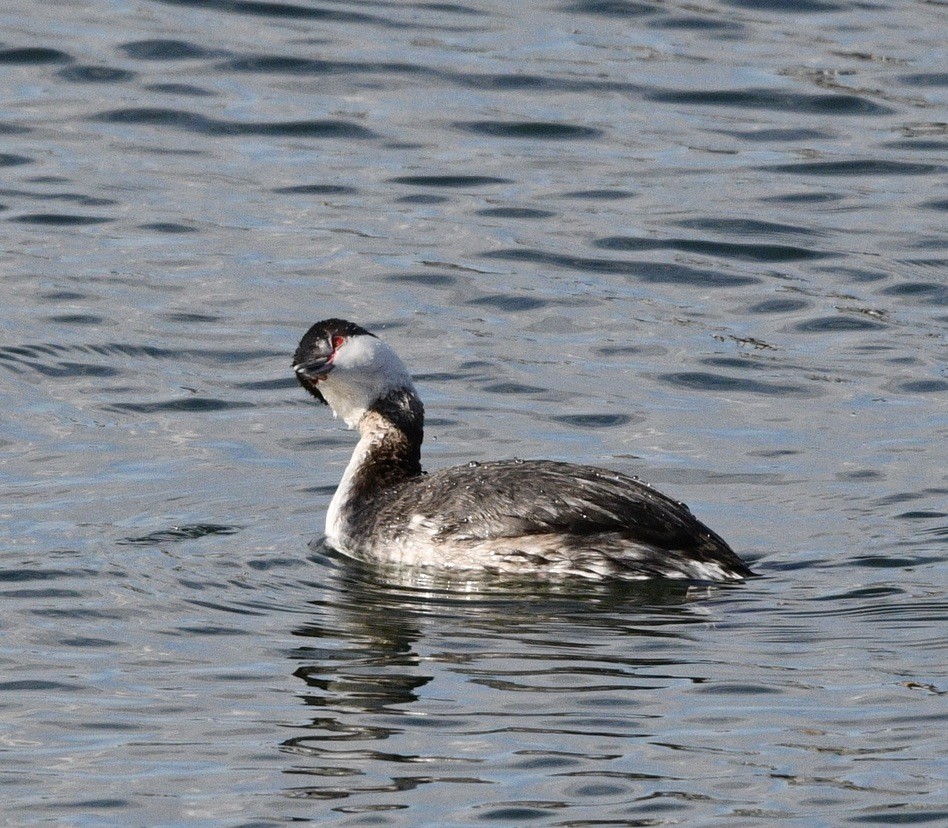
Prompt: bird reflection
<box><xmin>279</xmin><ymin>542</ymin><xmax>715</xmax><ymax>802</ymax></box>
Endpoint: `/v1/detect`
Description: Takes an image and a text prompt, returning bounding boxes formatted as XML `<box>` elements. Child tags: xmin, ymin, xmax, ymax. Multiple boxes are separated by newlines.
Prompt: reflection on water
<box><xmin>1</xmin><ymin>0</ymin><xmax>946</xmax><ymax>823</ymax></box>
<box><xmin>283</xmin><ymin>551</ymin><xmax>722</xmax><ymax>811</ymax></box>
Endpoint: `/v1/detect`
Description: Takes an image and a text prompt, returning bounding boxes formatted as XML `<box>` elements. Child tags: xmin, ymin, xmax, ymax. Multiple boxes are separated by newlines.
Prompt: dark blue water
<box><xmin>1</xmin><ymin>0</ymin><xmax>946</xmax><ymax>824</ymax></box>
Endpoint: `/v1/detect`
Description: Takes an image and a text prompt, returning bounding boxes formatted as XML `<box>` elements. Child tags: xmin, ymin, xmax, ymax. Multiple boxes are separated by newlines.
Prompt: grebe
<box><xmin>293</xmin><ymin>319</ymin><xmax>753</xmax><ymax>581</ymax></box>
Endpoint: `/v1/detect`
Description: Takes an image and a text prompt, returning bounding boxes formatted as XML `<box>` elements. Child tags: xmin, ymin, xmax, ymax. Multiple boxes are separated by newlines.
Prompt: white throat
<box><xmin>325</xmin><ymin>427</ymin><xmax>374</xmax><ymax>550</ymax></box>
<box><xmin>324</xmin><ymin>409</ymin><xmax>406</xmax><ymax>552</ymax></box>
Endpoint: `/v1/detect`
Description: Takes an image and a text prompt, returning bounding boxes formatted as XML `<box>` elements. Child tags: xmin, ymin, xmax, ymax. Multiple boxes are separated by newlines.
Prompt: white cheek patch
<box><xmin>322</xmin><ymin>337</ymin><xmax>415</xmax><ymax>427</ymax></box>
<box><xmin>332</xmin><ymin>335</ymin><xmax>377</xmax><ymax>371</ymax></box>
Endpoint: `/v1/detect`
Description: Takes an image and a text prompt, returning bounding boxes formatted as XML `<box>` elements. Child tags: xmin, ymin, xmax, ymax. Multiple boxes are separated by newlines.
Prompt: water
<box><xmin>1</xmin><ymin>0</ymin><xmax>946</xmax><ymax>824</ymax></box>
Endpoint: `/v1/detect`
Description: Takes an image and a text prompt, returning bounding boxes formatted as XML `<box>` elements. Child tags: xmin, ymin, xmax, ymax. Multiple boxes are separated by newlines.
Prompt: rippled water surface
<box><xmin>2</xmin><ymin>0</ymin><xmax>946</xmax><ymax>824</ymax></box>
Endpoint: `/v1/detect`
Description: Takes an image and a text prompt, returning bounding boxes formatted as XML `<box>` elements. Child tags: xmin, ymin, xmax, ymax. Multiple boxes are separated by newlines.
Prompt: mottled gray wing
<box><xmin>386</xmin><ymin>459</ymin><xmax>729</xmax><ymax>553</ymax></box>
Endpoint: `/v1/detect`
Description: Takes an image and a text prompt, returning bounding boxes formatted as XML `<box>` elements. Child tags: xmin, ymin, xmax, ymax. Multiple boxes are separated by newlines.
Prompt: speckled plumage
<box><xmin>293</xmin><ymin>320</ymin><xmax>753</xmax><ymax>582</ymax></box>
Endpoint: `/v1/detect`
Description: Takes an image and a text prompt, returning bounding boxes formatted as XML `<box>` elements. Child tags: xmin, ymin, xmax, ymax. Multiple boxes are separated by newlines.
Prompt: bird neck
<box><xmin>325</xmin><ymin>387</ymin><xmax>424</xmax><ymax>548</ymax></box>
<box><xmin>356</xmin><ymin>386</ymin><xmax>424</xmax><ymax>480</ymax></box>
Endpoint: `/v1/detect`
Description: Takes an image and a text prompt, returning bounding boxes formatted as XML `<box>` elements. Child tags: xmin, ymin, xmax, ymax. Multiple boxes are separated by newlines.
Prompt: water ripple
<box><xmin>11</xmin><ymin>213</ymin><xmax>112</xmax><ymax>225</ymax></box>
<box><xmin>453</xmin><ymin>121</ymin><xmax>604</xmax><ymax>140</ymax></box>
<box><xmin>483</xmin><ymin>248</ymin><xmax>761</xmax><ymax>287</ymax></box>
<box><xmin>467</xmin><ymin>294</ymin><xmax>549</xmax><ymax>312</ymax></box>
<box><xmin>561</xmin><ymin>1</ymin><xmax>658</xmax><ymax>16</ymax></box>
<box><xmin>56</xmin><ymin>66</ymin><xmax>136</xmax><ymax>83</ymax></box>
<box><xmin>551</xmin><ymin>413</ymin><xmax>636</xmax><ymax>428</ymax></box>
<box><xmin>0</xmin><ymin>153</ymin><xmax>33</xmax><ymax>166</ymax></box>
<box><xmin>793</xmin><ymin>315</ymin><xmax>886</xmax><ymax>332</ymax></box>
<box><xmin>390</xmin><ymin>175</ymin><xmax>511</xmax><ymax>187</ymax></box>
<box><xmin>105</xmin><ymin>397</ymin><xmax>254</xmax><ymax>413</ymax></box>
<box><xmin>154</xmin><ymin>0</ymin><xmax>396</xmax><ymax>25</ymax></box>
<box><xmin>747</xmin><ymin>297</ymin><xmax>811</xmax><ymax>314</ymax></box>
<box><xmin>898</xmin><ymin>72</ymin><xmax>948</xmax><ymax>88</ymax></box>
<box><xmin>766</xmin><ymin>159</ymin><xmax>945</xmax><ymax>176</ymax></box>
<box><xmin>139</xmin><ymin>221</ymin><xmax>198</xmax><ymax>233</ymax></box>
<box><xmin>880</xmin><ymin>280</ymin><xmax>948</xmax><ymax>302</ymax></box>
<box><xmin>715</xmin><ymin>127</ymin><xmax>832</xmax><ymax>142</ymax></box>
<box><xmin>0</xmin><ymin>679</ymin><xmax>84</xmax><ymax>692</ymax></box>
<box><xmin>0</xmin><ymin>567</ymin><xmax>95</xmax><ymax>583</ymax></box>
<box><xmin>646</xmin><ymin>87</ymin><xmax>892</xmax><ymax>115</ymax></box>
<box><xmin>118</xmin><ymin>39</ymin><xmax>219</xmax><ymax>60</ymax></box>
<box><xmin>92</xmin><ymin>107</ymin><xmax>377</xmax><ymax>138</ymax></box>
<box><xmin>273</xmin><ymin>184</ymin><xmax>359</xmax><ymax>195</ymax></box>
<box><xmin>0</xmin><ymin>47</ymin><xmax>72</xmax><ymax>64</ymax></box>
<box><xmin>0</xmin><ymin>342</ymin><xmax>282</xmax><ymax>378</ymax></box>
<box><xmin>119</xmin><ymin>524</ymin><xmax>239</xmax><ymax>546</ymax></box>
<box><xmin>562</xmin><ymin>189</ymin><xmax>636</xmax><ymax>200</ymax></box>
<box><xmin>477</xmin><ymin>207</ymin><xmax>556</xmax><ymax>219</ymax></box>
<box><xmin>594</xmin><ymin>235</ymin><xmax>828</xmax><ymax>263</ymax></box>
<box><xmin>658</xmin><ymin>372</ymin><xmax>815</xmax><ymax>397</ymax></box>
<box><xmin>734</xmin><ymin>0</ymin><xmax>846</xmax><ymax>9</ymax></box>
<box><xmin>219</xmin><ymin>54</ymin><xmax>423</xmax><ymax>75</ymax></box>
<box><xmin>1</xmin><ymin>186</ymin><xmax>120</xmax><ymax>207</ymax></box>
<box><xmin>673</xmin><ymin>217</ymin><xmax>819</xmax><ymax>237</ymax></box>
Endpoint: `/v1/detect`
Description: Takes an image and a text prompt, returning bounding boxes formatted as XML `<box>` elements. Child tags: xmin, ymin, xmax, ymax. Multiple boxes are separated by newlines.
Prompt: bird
<box><xmin>293</xmin><ymin>318</ymin><xmax>753</xmax><ymax>581</ymax></box>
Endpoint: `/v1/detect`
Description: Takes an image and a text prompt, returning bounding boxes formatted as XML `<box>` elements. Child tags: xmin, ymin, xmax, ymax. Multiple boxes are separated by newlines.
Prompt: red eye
<box><xmin>331</xmin><ymin>335</ymin><xmax>346</xmax><ymax>351</ymax></box>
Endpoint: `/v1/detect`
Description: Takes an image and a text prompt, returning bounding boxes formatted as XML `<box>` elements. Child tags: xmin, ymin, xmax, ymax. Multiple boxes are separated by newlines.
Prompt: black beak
<box><xmin>293</xmin><ymin>357</ymin><xmax>331</xmax><ymax>405</ymax></box>
<box><xmin>293</xmin><ymin>356</ymin><xmax>333</xmax><ymax>381</ymax></box>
